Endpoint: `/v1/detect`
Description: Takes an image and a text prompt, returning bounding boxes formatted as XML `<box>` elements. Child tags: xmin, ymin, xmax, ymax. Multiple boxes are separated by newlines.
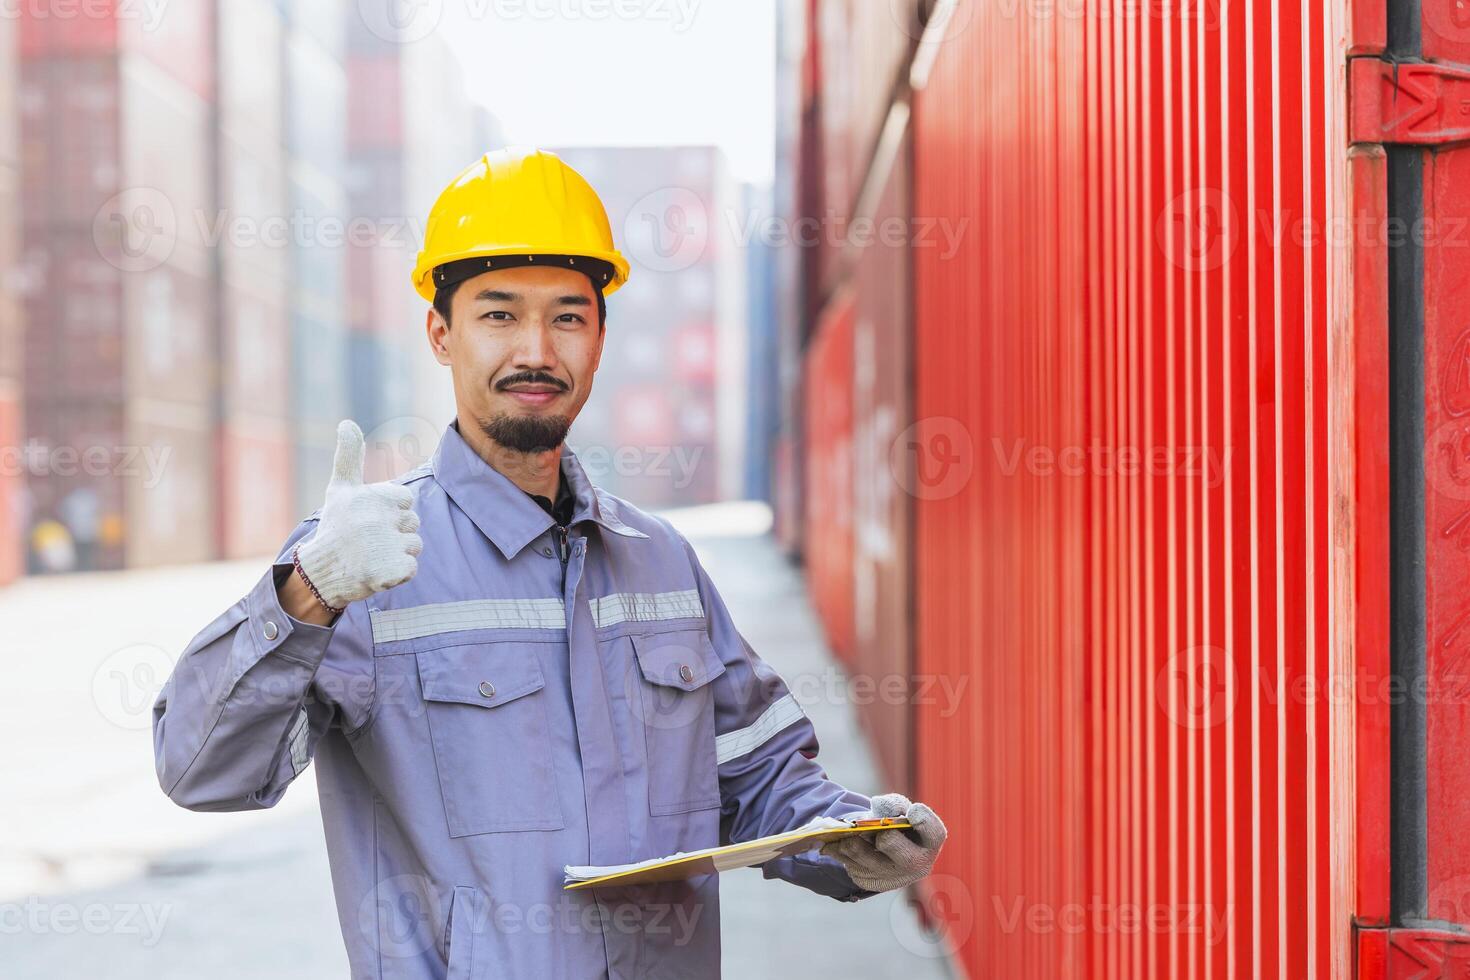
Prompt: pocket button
<box><xmin>478</xmin><ymin>680</ymin><xmax>495</xmax><ymax>698</ymax></box>
<box><xmin>679</xmin><ymin>664</ymin><xmax>694</xmax><ymax>683</ymax></box>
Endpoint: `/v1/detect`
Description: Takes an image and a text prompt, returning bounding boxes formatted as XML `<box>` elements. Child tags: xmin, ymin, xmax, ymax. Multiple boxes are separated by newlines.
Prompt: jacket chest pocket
<box><xmin>415</xmin><ymin>642</ymin><xmax>564</xmax><ymax>837</ymax></box>
<box><xmin>626</xmin><ymin>628</ymin><xmax>728</xmax><ymax>817</ymax></box>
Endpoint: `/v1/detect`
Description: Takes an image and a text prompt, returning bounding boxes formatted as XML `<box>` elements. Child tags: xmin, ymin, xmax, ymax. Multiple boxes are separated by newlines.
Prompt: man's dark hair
<box><xmin>432</xmin><ymin>270</ymin><xmax>608</xmax><ymax>332</ymax></box>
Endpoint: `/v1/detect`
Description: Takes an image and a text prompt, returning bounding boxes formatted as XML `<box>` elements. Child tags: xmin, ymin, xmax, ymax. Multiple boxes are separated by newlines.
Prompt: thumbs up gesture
<box><xmin>293</xmin><ymin>420</ymin><xmax>424</xmax><ymax>611</ymax></box>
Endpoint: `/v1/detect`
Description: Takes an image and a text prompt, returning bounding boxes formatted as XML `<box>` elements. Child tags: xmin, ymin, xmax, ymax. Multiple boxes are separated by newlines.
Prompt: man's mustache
<box><xmin>496</xmin><ymin>373</ymin><xmax>568</xmax><ymax>391</ymax></box>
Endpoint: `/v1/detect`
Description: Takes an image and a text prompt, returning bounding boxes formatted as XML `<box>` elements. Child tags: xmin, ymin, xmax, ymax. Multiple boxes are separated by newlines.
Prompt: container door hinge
<box><xmin>1349</xmin><ymin>57</ymin><xmax>1470</xmax><ymax>146</ymax></box>
<box><xmin>1356</xmin><ymin>924</ymin><xmax>1470</xmax><ymax>979</ymax></box>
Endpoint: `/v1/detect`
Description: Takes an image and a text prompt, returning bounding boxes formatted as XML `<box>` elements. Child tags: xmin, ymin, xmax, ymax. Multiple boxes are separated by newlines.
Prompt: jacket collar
<box><xmin>430</xmin><ymin>420</ymin><xmax>648</xmax><ymax>560</ymax></box>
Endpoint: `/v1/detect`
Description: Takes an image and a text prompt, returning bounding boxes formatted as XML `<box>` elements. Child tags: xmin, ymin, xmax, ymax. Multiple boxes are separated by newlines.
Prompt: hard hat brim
<box><xmin>414</xmin><ymin>245</ymin><xmax>630</xmax><ymax>303</ymax></box>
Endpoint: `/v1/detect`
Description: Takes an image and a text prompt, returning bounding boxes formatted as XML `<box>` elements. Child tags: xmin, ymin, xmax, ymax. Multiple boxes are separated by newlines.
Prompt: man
<box><xmin>152</xmin><ymin>147</ymin><xmax>947</xmax><ymax>978</ymax></box>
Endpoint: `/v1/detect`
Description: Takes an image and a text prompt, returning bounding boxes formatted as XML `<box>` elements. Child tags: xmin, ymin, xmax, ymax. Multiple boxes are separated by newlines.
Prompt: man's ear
<box><xmin>427</xmin><ymin>307</ymin><xmax>451</xmax><ymax>365</ymax></box>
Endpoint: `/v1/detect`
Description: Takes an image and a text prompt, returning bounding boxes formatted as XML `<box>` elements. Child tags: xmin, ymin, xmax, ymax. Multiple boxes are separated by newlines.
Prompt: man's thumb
<box><xmin>329</xmin><ymin>420</ymin><xmax>365</xmax><ymax>487</ymax></box>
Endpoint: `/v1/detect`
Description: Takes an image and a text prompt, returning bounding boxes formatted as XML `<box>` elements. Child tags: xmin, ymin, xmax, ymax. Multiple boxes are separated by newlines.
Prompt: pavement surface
<box><xmin>0</xmin><ymin>501</ymin><xmax>954</xmax><ymax>978</ymax></box>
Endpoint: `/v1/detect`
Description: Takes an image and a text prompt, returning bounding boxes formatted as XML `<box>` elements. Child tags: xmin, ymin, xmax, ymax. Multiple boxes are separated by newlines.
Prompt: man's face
<box><xmin>427</xmin><ymin>264</ymin><xmax>604</xmax><ymax>454</ymax></box>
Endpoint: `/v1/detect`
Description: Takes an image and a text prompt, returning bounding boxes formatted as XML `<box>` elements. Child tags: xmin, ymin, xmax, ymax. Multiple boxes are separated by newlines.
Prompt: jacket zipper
<box><xmin>554</xmin><ymin>524</ymin><xmax>569</xmax><ymax>586</ymax></box>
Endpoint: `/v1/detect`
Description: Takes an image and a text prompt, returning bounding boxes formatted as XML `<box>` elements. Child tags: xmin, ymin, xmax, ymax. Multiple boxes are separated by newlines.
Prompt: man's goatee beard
<box><xmin>479</xmin><ymin>413</ymin><xmax>572</xmax><ymax>454</ymax></box>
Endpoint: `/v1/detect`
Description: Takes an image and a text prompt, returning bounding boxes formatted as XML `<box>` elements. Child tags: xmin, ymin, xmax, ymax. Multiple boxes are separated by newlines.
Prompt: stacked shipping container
<box><xmin>847</xmin><ymin>127</ymin><xmax>914</xmax><ymax>792</ymax></box>
<box><xmin>793</xmin><ymin>0</ymin><xmax>921</xmax><ymax>791</ymax></box>
<box><xmin>551</xmin><ymin>145</ymin><xmax>744</xmax><ymax>509</ymax></box>
<box><xmin>9</xmin><ymin>3</ymin><xmax>493</xmax><ymax>576</ymax></box>
<box><xmin>770</xmin><ymin>0</ymin><xmax>809</xmax><ymax>555</ymax></box>
<box><xmin>741</xmin><ymin>181</ymin><xmax>778</xmax><ymax>503</ymax></box>
<box><xmin>285</xmin><ymin>0</ymin><xmax>351</xmax><ymax>519</ymax></box>
<box><xmin>18</xmin><ymin>3</ymin><xmax>217</xmax><ymax>571</ymax></box>
<box><xmin>0</xmin><ymin>15</ymin><xmax>19</xmax><ymax>584</ymax></box>
<box><xmin>398</xmin><ymin>37</ymin><xmax>500</xmax><ymax>471</ymax></box>
<box><xmin>344</xmin><ymin>19</ymin><xmax>421</xmax><ymax>482</ymax></box>
<box><xmin>215</xmin><ymin>0</ymin><xmax>294</xmax><ymax>559</ymax></box>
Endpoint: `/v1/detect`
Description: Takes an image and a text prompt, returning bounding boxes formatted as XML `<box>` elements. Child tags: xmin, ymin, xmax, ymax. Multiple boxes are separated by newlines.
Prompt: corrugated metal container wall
<box><xmin>813</xmin><ymin>0</ymin><xmax>915</xmax><ymax>301</ymax></box>
<box><xmin>849</xmin><ymin>130</ymin><xmax>913</xmax><ymax>792</ymax></box>
<box><xmin>0</xmin><ymin>12</ymin><xmax>19</xmax><ymax>584</ymax></box>
<box><xmin>802</xmin><ymin>293</ymin><xmax>855</xmax><ymax>666</ymax></box>
<box><xmin>771</xmin><ymin>0</ymin><xmax>807</xmax><ymax>556</ymax></box>
<box><xmin>910</xmin><ymin>0</ymin><xmax>1352</xmax><ymax>977</ymax></box>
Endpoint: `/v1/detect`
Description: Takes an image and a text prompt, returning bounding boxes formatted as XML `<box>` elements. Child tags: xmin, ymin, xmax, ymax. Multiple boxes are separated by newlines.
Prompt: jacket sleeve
<box><xmin>676</xmin><ymin>533</ymin><xmax>879</xmax><ymax>902</ymax></box>
<box><xmin>151</xmin><ymin>517</ymin><xmax>373</xmax><ymax>812</ymax></box>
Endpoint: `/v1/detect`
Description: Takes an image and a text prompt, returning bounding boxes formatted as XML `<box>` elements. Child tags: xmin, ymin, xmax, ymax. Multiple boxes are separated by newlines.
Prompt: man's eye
<box><xmin>556</xmin><ymin>314</ymin><xmax>584</xmax><ymax>324</ymax></box>
<box><xmin>481</xmin><ymin>311</ymin><xmax>512</xmax><ymax>321</ymax></box>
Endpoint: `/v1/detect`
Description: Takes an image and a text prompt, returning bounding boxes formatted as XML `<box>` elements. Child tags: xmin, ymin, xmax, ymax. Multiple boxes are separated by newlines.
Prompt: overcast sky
<box><xmin>434</xmin><ymin>0</ymin><xmax>777</xmax><ymax>184</ymax></box>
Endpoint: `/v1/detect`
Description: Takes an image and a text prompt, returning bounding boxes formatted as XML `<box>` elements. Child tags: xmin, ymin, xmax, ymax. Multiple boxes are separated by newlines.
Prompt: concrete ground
<box><xmin>0</xmin><ymin>501</ymin><xmax>954</xmax><ymax>978</ymax></box>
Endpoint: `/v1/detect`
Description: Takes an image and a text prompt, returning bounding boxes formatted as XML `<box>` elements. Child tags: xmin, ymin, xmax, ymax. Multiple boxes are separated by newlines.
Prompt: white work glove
<box><xmin>819</xmin><ymin>793</ymin><xmax>947</xmax><ymax>894</ymax></box>
<box><xmin>294</xmin><ymin>420</ymin><xmax>423</xmax><ymax>610</ymax></box>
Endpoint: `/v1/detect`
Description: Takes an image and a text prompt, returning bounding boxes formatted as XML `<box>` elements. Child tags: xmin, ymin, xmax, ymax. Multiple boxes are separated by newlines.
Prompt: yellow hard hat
<box><xmin>412</xmin><ymin>146</ymin><xmax>631</xmax><ymax>303</ymax></box>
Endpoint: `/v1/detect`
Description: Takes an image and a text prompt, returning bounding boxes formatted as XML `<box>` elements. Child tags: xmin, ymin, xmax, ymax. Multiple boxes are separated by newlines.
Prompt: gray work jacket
<box><xmin>152</xmin><ymin>420</ymin><xmax>874</xmax><ymax>978</ymax></box>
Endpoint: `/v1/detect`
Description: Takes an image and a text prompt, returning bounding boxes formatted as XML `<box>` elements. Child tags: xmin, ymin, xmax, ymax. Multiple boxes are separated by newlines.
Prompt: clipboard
<box><xmin>562</xmin><ymin>815</ymin><xmax>912</xmax><ymax>890</ymax></box>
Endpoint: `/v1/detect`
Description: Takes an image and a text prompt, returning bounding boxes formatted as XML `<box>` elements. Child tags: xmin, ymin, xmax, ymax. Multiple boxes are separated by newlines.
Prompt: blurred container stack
<box><xmin>399</xmin><ymin>38</ymin><xmax>504</xmax><ymax>461</ymax></box>
<box><xmin>9</xmin><ymin>3</ymin><xmax>498</xmax><ymax>575</ymax></box>
<box><xmin>17</xmin><ymin>2</ymin><xmax>219</xmax><ymax>572</ymax></box>
<box><xmin>739</xmin><ymin>180</ymin><xmax>778</xmax><ymax>505</ymax></box>
<box><xmin>768</xmin><ymin>0</ymin><xmax>810</xmax><ymax>555</ymax></box>
<box><xmin>771</xmin><ymin>0</ymin><xmax>919</xmax><ymax>790</ymax></box>
<box><xmin>342</xmin><ymin>22</ymin><xmax>481</xmax><ymax>481</ymax></box>
<box><xmin>215</xmin><ymin>0</ymin><xmax>294</xmax><ymax>559</ymax></box>
<box><xmin>551</xmin><ymin>145</ymin><xmax>746</xmax><ymax>508</ymax></box>
<box><xmin>285</xmin><ymin>0</ymin><xmax>351</xmax><ymax>519</ymax></box>
<box><xmin>0</xmin><ymin>15</ymin><xmax>20</xmax><ymax>585</ymax></box>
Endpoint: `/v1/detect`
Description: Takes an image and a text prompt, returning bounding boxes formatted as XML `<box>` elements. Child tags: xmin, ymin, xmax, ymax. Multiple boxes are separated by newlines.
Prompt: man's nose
<box><xmin>511</xmin><ymin>320</ymin><xmax>558</xmax><ymax>369</ymax></box>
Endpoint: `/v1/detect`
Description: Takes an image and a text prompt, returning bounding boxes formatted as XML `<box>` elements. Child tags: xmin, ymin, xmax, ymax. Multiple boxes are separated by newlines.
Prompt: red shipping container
<box><xmin>18</xmin><ymin>0</ymin><xmax>119</xmax><ymax>58</ymax></box>
<box><xmin>848</xmin><ymin>126</ymin><xmax>913</xmax><ymax>791</ymax></box>
<box><xmin>20</xmin><ymin>231</ymin><xmax>125</xmax><ymax>405</ymax></box>
<box><xmin>815</xmin><ymin>0</ymin><xmax>915</xmax><ymax>238</ymax></box>
<box><xmin>802</xmin><ymin>291</ymin><xmax>855</xmax><ymax>666</ymax></box>
<box><xmin>217</xmin><ymin>416</ymin><xmax>294</xmax><ymax>561</ymax></box>
<box><xmin>905</xmin><ymin>0</ymin><xmax>1356</xmax><ymax>976</ymax></box>
<box><xmin>18</xmin><ymin>55</ymin><xmax>121</xmax><ymax>231</ymax></box>
<box><xmin>0</xmin><ymin>10</ymin><xmax>20</xmax><ymax>388</ymax></box>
